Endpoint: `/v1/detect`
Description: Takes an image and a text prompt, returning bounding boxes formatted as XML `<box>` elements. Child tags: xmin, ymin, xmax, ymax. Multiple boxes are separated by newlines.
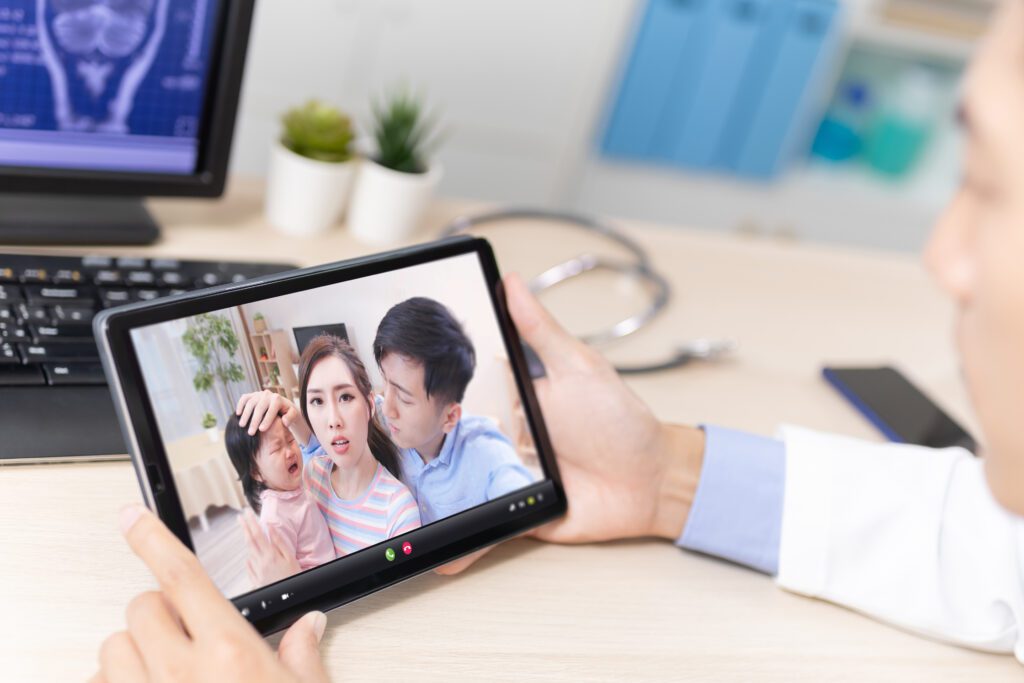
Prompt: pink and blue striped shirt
<box><xmin>301</xmin><ymin>449</ymin><xmax>421</xmax><ymax>557</ymax></box>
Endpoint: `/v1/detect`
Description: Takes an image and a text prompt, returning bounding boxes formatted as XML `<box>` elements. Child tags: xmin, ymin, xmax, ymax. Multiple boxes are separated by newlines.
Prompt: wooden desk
<box><xmin>1</xmin><ymin>180</ymin><xmax>1017</xmax><ymax>681</ymax></box>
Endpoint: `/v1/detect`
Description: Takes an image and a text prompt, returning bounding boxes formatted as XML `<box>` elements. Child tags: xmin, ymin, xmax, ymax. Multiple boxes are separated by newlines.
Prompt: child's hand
<box><xmin>240</xmin><ymin>509</ymin><xmax>303</xmax><ymax>587</ymax></box>
<box><xmin>237</xmin><ymin>390</ymin><xmax>312</xmax><ymax>446</ymax></box>
<box><xmin>91</xmin><ymin>504</ymin><xmax>330</xmax><ymax>683</ymax></box>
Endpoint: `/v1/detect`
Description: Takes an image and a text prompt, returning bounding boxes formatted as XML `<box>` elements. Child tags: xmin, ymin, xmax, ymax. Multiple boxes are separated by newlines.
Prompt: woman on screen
<box><xmin>295</xmin><ymin>334</ymin><xmax>422</xmax><ymax>556</ymax></box>
<box><xmin>238</xmin><ymin>334</ymin><xmax>421</xmax><ymax>585</ymax></box>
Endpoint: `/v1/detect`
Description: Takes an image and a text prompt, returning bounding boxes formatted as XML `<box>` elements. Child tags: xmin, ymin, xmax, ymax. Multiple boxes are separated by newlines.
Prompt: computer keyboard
<box><xmin>0</xmin><ymin>252</ymin><xmax>298</xmax><ymax>463</ymax></box>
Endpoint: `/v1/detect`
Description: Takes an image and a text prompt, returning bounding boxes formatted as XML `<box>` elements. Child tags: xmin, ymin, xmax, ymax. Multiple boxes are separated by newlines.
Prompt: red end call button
<box><xmin>402</xmin><ymin>541</ymin><xmax>413</xmax><ymax>555</ymax></box>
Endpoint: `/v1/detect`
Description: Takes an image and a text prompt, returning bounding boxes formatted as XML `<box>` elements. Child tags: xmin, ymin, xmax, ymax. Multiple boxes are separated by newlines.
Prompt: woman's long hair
<box><xmin>298</xmin><ymin>334</ymin><xmax>402</xmax><ymax>480</ymax></box>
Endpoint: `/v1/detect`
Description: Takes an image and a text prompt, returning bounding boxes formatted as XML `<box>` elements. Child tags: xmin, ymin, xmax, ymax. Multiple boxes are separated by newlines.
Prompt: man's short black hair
<box><xmin>373</xmin><ymin>297</ymin><xmax>475</xmax><ymax>404</ymax></box>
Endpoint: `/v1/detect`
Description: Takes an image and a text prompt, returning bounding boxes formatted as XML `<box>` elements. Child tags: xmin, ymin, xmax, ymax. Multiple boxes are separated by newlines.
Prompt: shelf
<box><xmin>849</xmin><ymin>17</ymin><xmax>979</xmax><ymax>64</ymax></box>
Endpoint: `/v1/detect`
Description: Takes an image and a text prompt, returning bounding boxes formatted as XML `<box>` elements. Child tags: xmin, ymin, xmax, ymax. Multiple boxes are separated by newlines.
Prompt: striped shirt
<box><xmin>301</xmin><ymin>449</ymin><xmax>421</xmax><ymax>557</ymax></box>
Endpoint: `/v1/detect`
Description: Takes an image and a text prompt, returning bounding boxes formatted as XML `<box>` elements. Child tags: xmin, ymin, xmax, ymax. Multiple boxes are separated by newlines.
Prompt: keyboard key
<box><xmin>0</xmin><ymin>267</ymin><xmax>16</xmax><ymax>283</ymax></box>
<box><xmin>99</xmin><ymin>289</ymin><xmax>131</xmax><ymax>307</ymax></box>
<box><xmin>0</xmin><ymin>364</ymin><xmax>45</xmax><ymax>385</ymax></box>
<box><xmin>52</xmin><ymin>269</ymin><xmax>84</xmax><ymax>284</ymax></box>
<box><xmin>0</xmin><ymin>284</ymin><xmax>23</xmax><ymax>303</ymax></box>
<box><xmin>197</xmin><ymin>273</ymin><xmax>222</xmax><ymax>287</ymax></box>
<box><xmin>134</xmin><ymin>289</ymin><xmax>161</xmax><ymax>301</ymax></box>
<box><xmin>0</xmin><ymin>322</ymin><xmax>28</xmax><ymax>342</ymax></box>
<box><xmin>29</xmin><ymin>322</ymin><xmax>94</xmax><ymax>342</ymax></box>
<box><xmin>43</xmin><ymin>362</ymin><xmax>106</xmax><ymax>386</ymax></box>
<box><xmin>158</xmin><ymin>271</ymin><xmax>187</xmax><ymax>287</ymax></box>
<box><xmin>126</xmin><ymin>271</ymin><xmax>156</xmax><ymax>286</ymax></box>
<box><xmin>24</xmin><ymin>284</ymin><xmax>94</xmax><ymax>303</ymax></box>
<box><xmin>0</xmin><ymin>305</ymin><xmax>13</xmax><ymax>321</ymax></box>
<box><xmin>19</xmin><ymin>268</ymin><xmax>48</xmax><ymax>284</ymax></box>
<box><xmin>1</xmin><ymin>342</ymin><xmax>19</xmax><ymax>363</ymax></box>
<box><xmin>116</xmin><ymin>257</ymin><xmax>146</xmax><ymax>269</ymax></box>
<box><xmin>150</xmin><ymin>258</ymin><xmax>181</xmax><ymax>270</ymax></box>
<box><xmin>18</xmin><ymin>341</ymin><xmax>99</xmax><ymax>363</ymax></box>
<box><xmin>53</xmin><ymin>304</ymin><xmax>96</xmax><ymax>323</ymax></box>
<box><xmin>16</xmin><ymin>303</ymin><xmax>51</xmax><ymax>323</ymax></box>
<box><xmin>82</xmin><ymin>255</ymin><xmax>113</xmax><ymax>269</ymax></box>
<box><xmin>94</xmin><ymin>269</ymin><xmax>123</xmax><ymax>286</ymax></box>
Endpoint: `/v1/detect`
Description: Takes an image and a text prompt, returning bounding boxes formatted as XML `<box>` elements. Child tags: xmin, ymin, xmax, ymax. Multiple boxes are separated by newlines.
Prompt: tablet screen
<box><xmin>128</xmin><ymin>251</ymin><xmax>545</xmax><ymax>599</ymax></box>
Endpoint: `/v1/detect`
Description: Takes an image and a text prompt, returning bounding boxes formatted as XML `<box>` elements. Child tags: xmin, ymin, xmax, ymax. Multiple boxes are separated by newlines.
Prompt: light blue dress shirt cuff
<box><xmin>675</xmin><ymin>425</ymin><xmax>785</xmax><ymax>575</ymax></box>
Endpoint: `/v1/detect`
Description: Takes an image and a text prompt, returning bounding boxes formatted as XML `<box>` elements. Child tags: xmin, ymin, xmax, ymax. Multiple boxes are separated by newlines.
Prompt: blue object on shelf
<box><xmin>731</xmin><ymin>0</ymin><xmax>842</xmax><ymax>178</ymax></box>
<box><xmin>811</xmin><ymin>80</ymin><xmax>873</xmax><ymax>162</ymax></box>
<box><xmin>602</xmin><ymin>0</ymin><xmax>710</xmax><ymax>159</ymax></box>
<box><xmin>669</xmin><ymin>0</ymin><xmax>771</xmax><ymax>169</ymax></box>
<box><xmin>600</xmin><ymin>0</ymin><xmax>841</xmax><ymax>179</ymax></box>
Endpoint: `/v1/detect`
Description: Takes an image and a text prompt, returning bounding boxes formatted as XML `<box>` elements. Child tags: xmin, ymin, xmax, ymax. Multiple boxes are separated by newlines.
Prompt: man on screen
<box><xmin>373</xmin><ymin>297</ymin><xmax>534</xmax><ymax>524</ymax></box>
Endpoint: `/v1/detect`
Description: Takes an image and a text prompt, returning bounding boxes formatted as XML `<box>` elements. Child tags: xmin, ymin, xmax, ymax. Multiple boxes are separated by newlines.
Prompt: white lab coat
<box><xmin>776</xmin><ymin>426</ymin><xmax>1024</xmax><ymax>663</ymax></box>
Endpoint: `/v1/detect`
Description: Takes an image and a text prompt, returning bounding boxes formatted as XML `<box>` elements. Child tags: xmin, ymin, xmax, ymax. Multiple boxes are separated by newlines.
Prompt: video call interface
<box><xmin>130</xmin><ymin>254</ymin><xmax>543</xmax><ymax>598</ymax></box>
<box><xmin>0</xmin><ymin>0</ymin><xmax>220</xmax><ymax>174</ymax></box>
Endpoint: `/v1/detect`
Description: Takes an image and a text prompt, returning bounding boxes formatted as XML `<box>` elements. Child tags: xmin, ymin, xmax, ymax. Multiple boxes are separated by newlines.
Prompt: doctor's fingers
<box><xmin>125</xmin><ymin>591</ymin><xmax>190</xmax><ymax>667</ymax></box>
<box><xmin>97</xmin><ymin>631</ymin><xmax>148</xmax><ymax>683</ymax></box>
<box><xmin>504</xmin><ymin>273</ymin><xmax>602</xmax><ymax>377</ymax></box>
<box><xmin>120</xmin><ymin>505</ymin><xmax>242</xmax><ymax>638</ymax></box>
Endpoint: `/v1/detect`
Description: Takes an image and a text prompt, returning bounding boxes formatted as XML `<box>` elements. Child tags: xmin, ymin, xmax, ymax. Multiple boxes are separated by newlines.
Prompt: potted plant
<box><xmin>202</xmin><ymin>412</ymin><xmax>218</xmax><ymax>443</ymax></box>
<box><xmin>264</xmin><ymin>100</ymin><xmax>357</xmax><ymax>237</ymax></box>
<box><xmin>252</xmin><ymin>313</ymin><xmax>266</xmax><ymax>333</ymax></box>
<box><xmin>347</xmin><ymin>91</ymin><xmax>442</xmax><ymax>245</ymax></box>
<box><xmin>182</xmin><ymin>313</ymin><xmax>246</xmax><ymax>418</ymax></box>
<box><xmin>258</xmin><ymin>346</ymin><xmax>268</xmax><ymax>361</ymax></box>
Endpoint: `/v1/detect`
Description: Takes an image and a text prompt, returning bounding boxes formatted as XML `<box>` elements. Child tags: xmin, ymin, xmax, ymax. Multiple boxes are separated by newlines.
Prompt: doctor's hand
<box><xmin>91</xmin><ymin>504</ymin><xmax>331</xmax><ymax>683</ymax></box>
<box><xmin>503</xmin><ymin>273</ymin><xmax>705</xmax><ymax>545</ymax></box>
<box><xmin>436</xmin><ymin>274</ymin><xmax>706</xmax><ymax>577</ymax></box>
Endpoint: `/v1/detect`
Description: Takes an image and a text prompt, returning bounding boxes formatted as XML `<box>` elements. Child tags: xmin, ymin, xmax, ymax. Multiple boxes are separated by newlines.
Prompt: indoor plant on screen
<box><xmin>347</xmin><ymin>91</ymin><xmax>441</xmax><ymax>245</ymax></box>
<box><xmin>265</xmin><ymin>100</ymin><xmax>356</xmax><ymax>237</ymax></box>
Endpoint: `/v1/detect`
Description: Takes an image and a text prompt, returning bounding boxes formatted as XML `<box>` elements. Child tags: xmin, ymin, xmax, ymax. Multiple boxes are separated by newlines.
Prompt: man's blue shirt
<box><xmin>676</xmin><ymin>425</ymin><xmax>786</xmax><ymax>575</ymax></box>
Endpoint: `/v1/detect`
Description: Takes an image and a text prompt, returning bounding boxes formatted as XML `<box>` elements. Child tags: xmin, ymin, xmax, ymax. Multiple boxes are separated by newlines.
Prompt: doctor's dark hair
<box><xmin>298</xmin><ymin>334</ymin><xmax>402</xmax><ymax>480</ymax></box>
<box><xmin>373</xmin><ymin>297</ymin><xmax>476</xmax><ymax>405</ymax></box>
<box><xmin>225</xmin><ymin>414</ymin><xmax>267</xmax><ymax>514</ymax></box>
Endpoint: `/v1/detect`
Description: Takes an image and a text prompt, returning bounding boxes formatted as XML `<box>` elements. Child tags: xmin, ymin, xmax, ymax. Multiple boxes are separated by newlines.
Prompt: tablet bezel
<box><xmin>94</xmin><ymin>236</ymin><xmax>566</xmax><ymax>634</ymax></box>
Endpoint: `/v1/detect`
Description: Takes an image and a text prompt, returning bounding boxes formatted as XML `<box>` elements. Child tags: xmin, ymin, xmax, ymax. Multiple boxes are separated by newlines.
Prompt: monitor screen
<box><xmin>294</xmin><ymin>324</ymin><xmax>349</xmax><ymax>356</ymax></box>
<box><xmin>0</xmin><ymin>0</ymin><xmax>224</xmax><ymax>175</ymax></box>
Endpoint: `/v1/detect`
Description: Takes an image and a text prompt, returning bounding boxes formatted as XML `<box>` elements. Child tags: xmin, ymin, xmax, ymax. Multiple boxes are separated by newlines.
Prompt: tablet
<box><xmin>95</xmin><ymin>237</ymin><xmax>566</xmax><ymax>634</ymax></box>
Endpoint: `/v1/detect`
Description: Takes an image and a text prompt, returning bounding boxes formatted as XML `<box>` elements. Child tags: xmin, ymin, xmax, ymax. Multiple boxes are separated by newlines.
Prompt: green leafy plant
<box><xmin>372</xmin><ymin>91</ymin><xmax>438</xmax><ymax>174</ymax></box>
<box><xmin>182</xmin><ymin>313</ymin><xmax>246</xmax><ymax>418</ymax></box>
<box><xmin>281</xmin><ymin>101</ymin><xmax>354</xmax><ymax>163</ymax></box>
<box><xmin>201</xmin><ymin>412</ymin><xmax>217</xmax><ymax>429</ymax></box>
<box><xmin>253</xmin><ymin>313</ymin><xmax>264</xmax><ymax>321</ymax></box>
<box><xmin>268</xmin><ymin>365</ymin><xmax>280</xmax><ymax>386</ymax></box>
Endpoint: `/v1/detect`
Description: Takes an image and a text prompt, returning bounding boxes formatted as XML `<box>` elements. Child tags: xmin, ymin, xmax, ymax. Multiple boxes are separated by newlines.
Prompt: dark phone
<box><xmin>823</xmin><ymin>366</ymin><xmax>977</xmax><ymax>454</ymax></box>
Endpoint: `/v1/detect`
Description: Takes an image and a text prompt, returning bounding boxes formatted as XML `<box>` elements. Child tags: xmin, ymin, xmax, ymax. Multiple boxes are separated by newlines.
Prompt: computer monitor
<box><xmin>0</xmin><ymin>0</ymin><xmax>255</xmax><ymax>245</ymax></box>
<box><xmin>293</xmin><ymin>324</ymin><xmax>350</xmax><ymax>356</ymax></box>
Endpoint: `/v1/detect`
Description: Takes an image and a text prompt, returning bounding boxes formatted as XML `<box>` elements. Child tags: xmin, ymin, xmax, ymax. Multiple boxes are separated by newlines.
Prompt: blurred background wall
<box><xmin>230</xmin><ymin>0</ymin><xmax>995</xmax><ymax>252</ymax></box>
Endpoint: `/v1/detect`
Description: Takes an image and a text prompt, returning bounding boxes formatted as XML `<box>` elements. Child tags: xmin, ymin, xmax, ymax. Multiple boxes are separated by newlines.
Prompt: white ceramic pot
<box><xmin>347</xmin><ymin>160</ymin><xmax>442</xmax><ymax>245</ymax></box>
<box><xmin>264</xmin><ymin>142</ymin><xmax>356</xmax><ymax>237</ymax></box>
<box><xmin>206</xmin><ymin>427</ymin><xmax>219</xmax><ymax>443</ymax></box>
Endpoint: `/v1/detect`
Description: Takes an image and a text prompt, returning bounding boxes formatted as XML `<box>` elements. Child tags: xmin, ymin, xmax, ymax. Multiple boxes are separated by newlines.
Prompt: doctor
<box><xmin>91</xmin><ymin>1</ymin><xmax>1024</xmax><ymax>680</ymax></box>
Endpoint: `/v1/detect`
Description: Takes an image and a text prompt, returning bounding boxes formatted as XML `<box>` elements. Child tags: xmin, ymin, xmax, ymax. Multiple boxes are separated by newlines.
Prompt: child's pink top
<box><xmin>259</xmin><ymin>487</ymin><xmax>336</xmax><ymax>570</ymax></box>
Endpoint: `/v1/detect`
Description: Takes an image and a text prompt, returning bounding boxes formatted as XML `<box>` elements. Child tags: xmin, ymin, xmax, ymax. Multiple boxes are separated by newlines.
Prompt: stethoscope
<box><xmin>442</xmin><ymin>208</ymin><xmax>736</xmax><ymax>376</ymax></box>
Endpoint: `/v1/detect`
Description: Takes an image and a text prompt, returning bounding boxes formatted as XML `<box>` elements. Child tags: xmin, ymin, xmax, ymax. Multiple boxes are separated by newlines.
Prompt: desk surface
<box><xmin>1</xmin><ymin>180</ymin><xmax>1017</xmax><ymax>681</ymax></box>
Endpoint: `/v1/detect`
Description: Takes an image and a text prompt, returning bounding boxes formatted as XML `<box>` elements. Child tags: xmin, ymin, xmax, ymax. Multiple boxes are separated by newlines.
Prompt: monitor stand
<box><xmin>0</xmin><ymin>194</ymin><xmax>160</xmax><ymax>246</ymax></box>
